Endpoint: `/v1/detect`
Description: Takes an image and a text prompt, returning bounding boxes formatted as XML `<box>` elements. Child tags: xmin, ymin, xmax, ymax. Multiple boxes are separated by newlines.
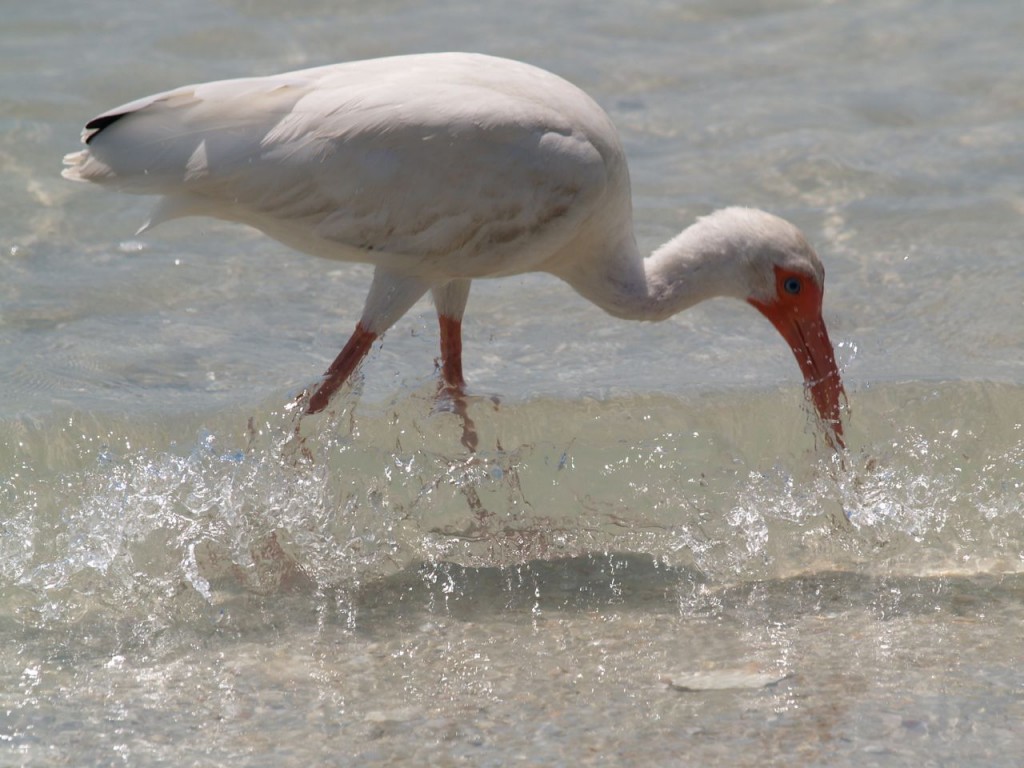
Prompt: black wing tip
<box><xmin>84</xmin><ymin>112</ymin><xmax>128</xmax><ymax>144</ymax></box>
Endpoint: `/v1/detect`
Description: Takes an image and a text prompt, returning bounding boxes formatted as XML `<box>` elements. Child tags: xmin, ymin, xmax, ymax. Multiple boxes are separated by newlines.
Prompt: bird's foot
<box><xmin>433</xmin><ymin>383</ymin><xmax>488</xmax><ymax>452</ymax></box>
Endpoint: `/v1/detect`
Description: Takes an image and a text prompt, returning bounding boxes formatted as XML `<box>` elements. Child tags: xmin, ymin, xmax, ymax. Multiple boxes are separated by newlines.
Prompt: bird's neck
<box><xmin>558</xmin><ymin>225</ymin><xmax>748</xmax><ymax>322</ymax></box>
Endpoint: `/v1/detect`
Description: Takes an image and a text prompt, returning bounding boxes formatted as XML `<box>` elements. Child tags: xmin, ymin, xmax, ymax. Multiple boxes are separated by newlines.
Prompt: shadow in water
<box><xmin>355</xmin><ymin>552</ymin><xmax>707</xmax><ymax>619</ymax></box>
<box><xmin>206</xmin><ymin>552</ymin><xmax>1024</xmax><ymax>638</ymax></box>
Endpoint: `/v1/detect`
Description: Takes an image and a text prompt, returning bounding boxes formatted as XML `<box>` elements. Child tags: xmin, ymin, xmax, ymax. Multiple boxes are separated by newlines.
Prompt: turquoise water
<box><xmin>2</xmin><ymin>1</ymin><xmax>1023</xmax><ymax>765</ymax></box>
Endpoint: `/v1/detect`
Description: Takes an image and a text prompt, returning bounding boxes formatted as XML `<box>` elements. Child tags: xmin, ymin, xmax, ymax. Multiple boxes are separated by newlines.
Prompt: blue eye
<box><xmin>783</xmin><ymin>277</ymin><xmax>801</xmax><ymax>295</ymax></box>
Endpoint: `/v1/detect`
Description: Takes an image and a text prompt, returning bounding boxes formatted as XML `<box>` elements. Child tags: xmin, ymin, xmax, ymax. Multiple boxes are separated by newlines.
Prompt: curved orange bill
<box><xmin>749</xmin><ymin>299</ymin><xmax>846</xmax><ymax>450</ymax></box>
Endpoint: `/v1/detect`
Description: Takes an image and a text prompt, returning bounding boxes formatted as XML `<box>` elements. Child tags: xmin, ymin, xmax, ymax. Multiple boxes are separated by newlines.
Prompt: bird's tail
<box><xmin>61</xmin><ymin>74</ymin><xmax>310</xmax><ymax>193</ymax></box>
<box><xmin>61</xmin><ymin>148</ymin><xmax>109</xmax><ymax>184</ymax></box>
<box><xmin>62</xmin><ymin>76</ymin><xmax>315</xmax><ymax>232</ymax></box>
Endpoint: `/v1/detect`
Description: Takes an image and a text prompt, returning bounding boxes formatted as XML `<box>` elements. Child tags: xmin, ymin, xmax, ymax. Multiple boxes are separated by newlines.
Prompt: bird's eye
<box><xmin>783</xmin><ymin>277</ymin><xmax>801</xmax><ymax>295</ymax></box>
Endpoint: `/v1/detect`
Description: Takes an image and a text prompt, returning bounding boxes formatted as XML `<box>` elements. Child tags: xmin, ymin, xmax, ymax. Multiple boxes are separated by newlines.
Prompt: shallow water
<box><xmin>3</xmin><ymin>0</ymin><xmax>1024</xmax><ymax>765</ymax></box>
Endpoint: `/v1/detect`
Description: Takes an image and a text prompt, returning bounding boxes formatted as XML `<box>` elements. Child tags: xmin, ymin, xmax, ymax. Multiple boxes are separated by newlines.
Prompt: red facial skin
<box><xmin>749</xmin><ymin>265</ymin><xmax>846</xmax><ymax>450</ymax></box>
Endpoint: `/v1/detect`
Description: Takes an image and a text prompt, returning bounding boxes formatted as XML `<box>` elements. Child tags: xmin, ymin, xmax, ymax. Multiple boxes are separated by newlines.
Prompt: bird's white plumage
<box><xmin>64</xmin><ymin>53</ymin><xmax>626</xmax><ymax>285</ymax></box>
<box><xmin>63</xmin><ymin>52</ymin><xmax>844</xmax><ymax>443</ymax></box>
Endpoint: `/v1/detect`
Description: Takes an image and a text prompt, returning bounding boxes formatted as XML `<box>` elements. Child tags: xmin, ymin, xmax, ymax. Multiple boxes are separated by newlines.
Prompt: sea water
<box><xmin>2</xmin><ymin>1</ymin><xmax>1023</xmax><ymax>764</ymax></box>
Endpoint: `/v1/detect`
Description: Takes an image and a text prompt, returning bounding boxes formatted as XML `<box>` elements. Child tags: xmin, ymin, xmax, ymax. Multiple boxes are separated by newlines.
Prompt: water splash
<box><xmin>1</xmin><ymin>381</ymin><xmax>1021</xmax><ymax>646</ymax></box>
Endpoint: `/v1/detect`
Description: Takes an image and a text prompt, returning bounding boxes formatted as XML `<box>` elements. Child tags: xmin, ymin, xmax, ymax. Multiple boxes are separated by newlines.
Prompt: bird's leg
<box><xmin>306</xmin><ymin>268</ymin><xmax>430</xmax><ymax>414</ymax></box>
<box><xmin>438</xmin><ymin>314</ymin><xmax>466</xmax><ymax>392</ymax></box>
<box><xmin>431</xmin><ymin>280</ymin><xmax>472</xmax><ymax>393</ymax></box>
<box><xmin>431</xmin><ymin>280</ymin><xmax>477</xmax><ymax>450</ymax></box>
<box><xmin>307</xmin><ymin>323</ymin><xmax>377</xmax><ymax>413</ymax></box>
<box><xmin>436</xmin><ymin>312</ymin><xmax>479</xmax><ymax>451</ymax></box>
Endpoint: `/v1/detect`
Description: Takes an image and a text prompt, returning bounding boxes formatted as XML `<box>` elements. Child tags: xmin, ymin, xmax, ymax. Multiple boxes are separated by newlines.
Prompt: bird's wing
<box><xmin>65</xmin><ymin>55</ymin><xmax>615</xmax><ymax>274</ymax></box>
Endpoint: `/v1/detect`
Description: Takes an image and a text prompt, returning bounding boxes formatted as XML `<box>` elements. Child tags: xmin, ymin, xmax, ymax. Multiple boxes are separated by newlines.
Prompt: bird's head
<box><xmin>712</xmin><ymin>208</ymin><xmax>845</xmax><ymax>449</ymax></box>
<box><xmin>681</xmin><ymin>208</ymin><xmax>846</xmax><ymax>448</ymax></box>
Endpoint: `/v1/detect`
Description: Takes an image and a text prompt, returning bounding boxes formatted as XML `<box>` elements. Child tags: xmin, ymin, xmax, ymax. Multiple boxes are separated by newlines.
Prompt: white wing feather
<box><xmin>63</xmin><ymin>53</ymin><xmax>623</xmax><ymax>278</ymax></box>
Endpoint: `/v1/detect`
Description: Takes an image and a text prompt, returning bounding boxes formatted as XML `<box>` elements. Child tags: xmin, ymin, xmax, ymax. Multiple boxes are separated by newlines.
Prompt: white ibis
<box><xmin>63</xmin><ymin>52</ymin><xmax>845</xmax><ymax>447</ymax></box>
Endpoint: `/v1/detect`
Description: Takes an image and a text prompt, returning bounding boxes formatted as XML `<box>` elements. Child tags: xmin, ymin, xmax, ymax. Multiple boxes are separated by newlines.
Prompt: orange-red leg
<box><xmin>438</xmin><ymin>314</ymin><xmax>466</xmax><ymax>391</ymax></box>
<box><xmin>307</xmin><ymin>323</ymin><xmax>377</xmax><ymax>413</ymax></box>
<box><xmin>436</xmin><ymin>313</ymin><xmax>478</xmax><ymax>450</ymax></box>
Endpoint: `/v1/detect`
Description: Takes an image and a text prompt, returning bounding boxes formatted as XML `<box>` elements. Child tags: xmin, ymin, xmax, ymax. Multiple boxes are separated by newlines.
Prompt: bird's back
<box><xmin>64</xmin><ymin>53</ymin><xmax>631</xmax><ymax>280</ymax></box>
